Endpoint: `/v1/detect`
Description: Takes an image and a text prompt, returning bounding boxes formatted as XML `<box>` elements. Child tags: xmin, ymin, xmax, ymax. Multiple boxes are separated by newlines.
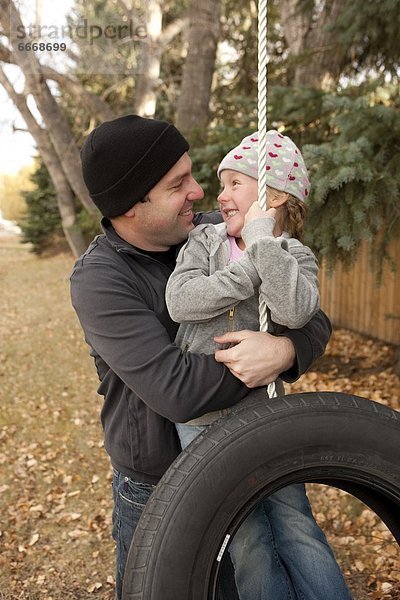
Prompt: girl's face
<box><xmin>218</xmin><ymin>170</ymin><xmax>258</xmax><ymax>239</ymax></box>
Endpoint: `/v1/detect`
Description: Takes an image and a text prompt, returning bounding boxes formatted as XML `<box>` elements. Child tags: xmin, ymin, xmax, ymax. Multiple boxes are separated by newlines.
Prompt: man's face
<box><xmin>131</xmin><ymin>153</ymin><xmax>204</xmax><ymax>250</ymax></box>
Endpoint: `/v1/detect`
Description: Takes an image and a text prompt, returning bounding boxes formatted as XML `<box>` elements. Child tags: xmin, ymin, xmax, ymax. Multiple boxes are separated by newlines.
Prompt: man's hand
<box><xmin>214</xmin><ymin>330</ymin><xmax>295</xmax><ymax>388</ymax></box>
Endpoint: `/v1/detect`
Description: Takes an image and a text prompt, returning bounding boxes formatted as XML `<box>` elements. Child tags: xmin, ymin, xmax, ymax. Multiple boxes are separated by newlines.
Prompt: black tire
<box><xmin>122</xmin><ymin>392</ymin><xmax>400</xmax><ymax>600</ymax></box>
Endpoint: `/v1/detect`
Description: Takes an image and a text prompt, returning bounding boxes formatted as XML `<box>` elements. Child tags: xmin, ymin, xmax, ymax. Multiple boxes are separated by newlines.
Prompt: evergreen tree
<box><xmin>19</xmin><ymin>161</ymin><xmax>62</xmax><ymax>255</ymax></box>
<box><xmin>192</xmin><ymin>0</ymin><xmax>400</xmax><ymax>272</ymax></box>
<box><xmin>302</xmin><ymin>84</ymin><xmax>400</xmax><ymax>273</ymax></box>
<box><xmin>19</xmin><ymin>159</ymin><xmax>101</xmax><ymax>255</ymax></box>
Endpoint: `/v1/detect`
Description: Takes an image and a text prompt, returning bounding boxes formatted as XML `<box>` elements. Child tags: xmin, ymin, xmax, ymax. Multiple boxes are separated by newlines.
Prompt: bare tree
<box><xmin>0</xmin><ymin>0</ymin><xmax>98</xmax><ymax>219</ymax></box>
<box><xmin>0</xmin><ymin>67</ymin><xmax>88</xmax><ymax>256</ymax></box>
<box><xmin>176</xmin><ymin>0</ymin><xmax>221</xmax><ymax>135</ymax></box>
<box><xmin>0</xmin><ymin>44</ymin><xmax>116</xmax><ymax>122</ymax></box>
<box><xmin>279</xmin><ymin>0</ymin><xmax>347</xmax><ymax>89</ymax></box>
<box><xmin>117</xmin><ymin>0</ymin><xmax>188</xmax><ymax>116</ymax></box>
<box><xmin>0</xmin><ymin>0</ymin><xmax>190</xmax><ymax>254</ymax></box>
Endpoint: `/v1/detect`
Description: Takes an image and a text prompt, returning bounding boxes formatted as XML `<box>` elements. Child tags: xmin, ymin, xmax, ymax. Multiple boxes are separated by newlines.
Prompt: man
<box><xmin>70</xmin><ymin>115</ymin><xmax>332</xmax><ymax>598</ymax></box>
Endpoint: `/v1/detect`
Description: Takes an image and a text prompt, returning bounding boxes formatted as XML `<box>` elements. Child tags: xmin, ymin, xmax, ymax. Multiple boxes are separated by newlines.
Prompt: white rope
<box><xmin>258</xmin><ymin>0</ymin><xmax>267</xmax><ymax>211</ymax></box>
<box><xmin>258</xmin><ymin>0</ymin><xmax>276</xmax><ymax>398</ymax></box>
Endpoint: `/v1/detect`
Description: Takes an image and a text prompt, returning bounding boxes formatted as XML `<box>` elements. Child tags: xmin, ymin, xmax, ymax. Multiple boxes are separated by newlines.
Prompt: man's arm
<box><xmin>70</xmin><ymin>256</ymin><xmax>250</xmax><ymax>423</ymax></box>
<box><xmin>280</xmin><ymin>308</ymin><xmax>332</xmax><ymax>382</ymax></box>
<box><xmin>214</xmin><ymin>309</ymin><xmax>332</xmax><ymax>387</ymax></box>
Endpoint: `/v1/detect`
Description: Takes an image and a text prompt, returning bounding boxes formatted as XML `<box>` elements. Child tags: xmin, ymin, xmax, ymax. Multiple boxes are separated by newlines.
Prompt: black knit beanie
<box><xmin>80</xmin><ymin>114</ymin><xmax>190</xmax><ymax>217</ymax></box>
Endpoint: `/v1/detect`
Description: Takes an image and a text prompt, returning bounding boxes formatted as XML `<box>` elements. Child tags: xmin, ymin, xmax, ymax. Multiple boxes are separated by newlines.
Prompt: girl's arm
<box><xmin>165</xmin><ymin>225</ymin><xmax>261</xmax><ymax>323</ymax></box>
<box><xmin>241</xmin><ymin>217</ymin><xmax>320</xmax><ymax>329</ymax></box>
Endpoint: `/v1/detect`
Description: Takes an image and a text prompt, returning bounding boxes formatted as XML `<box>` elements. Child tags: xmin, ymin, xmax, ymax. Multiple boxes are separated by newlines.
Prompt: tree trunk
<box><xmin>0</xmin><ymin>68</ymin><xmax>88</xmax><ymax>257</ymax></box>
<box><xmin>280</xmin><ymin>0</ymin><xmax>347</xmax><ymax>89</ymax></box>
<box><xmin>41</xmin><ymin>67</ymin><xmax>116</xmax><ymax>122</ymax></box>
<box><xmin>134</xmin><ymin>1</ymin><xmax>187</xmax><ymax>117</ymax></box>
<box><xmin>0</xmin><ymin>0</ymin><xmax>97</xmax><ymax>216</ymax></box>
<box><xmin>134</xmin><ymin>0</ymin><xmax>163</xmax><ymax>116</ymax></box>
<box><xmin>48</xmin><ymin>159</ymin><xmax>89</xmax><ymax>257</ymax></box>
<box><xmin>176</xmin><ymin>0</ymin><xmax>221</xmax><ymax>136</ymax></box>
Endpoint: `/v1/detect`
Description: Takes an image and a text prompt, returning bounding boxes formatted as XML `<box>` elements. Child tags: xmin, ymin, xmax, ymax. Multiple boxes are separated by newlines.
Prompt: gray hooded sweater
<box><xmin>165</xmin><ymin>216</ymin><xmax>320</xmax><ymax>425</ymax></box>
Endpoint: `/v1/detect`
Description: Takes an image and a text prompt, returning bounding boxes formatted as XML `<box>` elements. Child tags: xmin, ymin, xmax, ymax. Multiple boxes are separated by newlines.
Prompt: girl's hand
<box><xmin>244</xmin><ymin>201</ymin><xmax>276</xmax><ymax>225</ymax></box>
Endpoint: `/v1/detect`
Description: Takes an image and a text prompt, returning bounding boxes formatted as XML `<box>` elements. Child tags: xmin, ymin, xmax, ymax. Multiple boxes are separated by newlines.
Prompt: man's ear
<box><xmin>124</xmin><ymin>206</ymin><xmax>136</xmax><ymax>218</ymax></box>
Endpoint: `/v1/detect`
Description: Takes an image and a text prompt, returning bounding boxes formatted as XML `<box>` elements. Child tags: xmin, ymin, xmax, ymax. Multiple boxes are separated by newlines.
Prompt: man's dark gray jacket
<box><xmin>70</xmin><ymin>215</ymin><xmax>332</xmax><ymax>485</ymax></box>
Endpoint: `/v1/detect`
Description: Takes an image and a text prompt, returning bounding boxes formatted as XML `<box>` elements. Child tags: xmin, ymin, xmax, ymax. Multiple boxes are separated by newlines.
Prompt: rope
<box><xmin>258</xmin><ymin>0</ymin><xmax>267</xmax><ymax>211</ymax></box>
<box><xmin>258</xmin><ymin>0</ymin><xmax>276</xmax><ymax>398</ymax></box>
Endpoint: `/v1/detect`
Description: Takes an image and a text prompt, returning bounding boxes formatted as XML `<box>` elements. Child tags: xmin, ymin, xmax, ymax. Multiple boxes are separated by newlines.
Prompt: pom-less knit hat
<box><xmin>81</xmin><ymin>114</ymin><xmax>190</xmax><ymax>217</ymax></box>
<box><xmin>217</xmin><ymin>130</ymin><xmax>310</xmax><ymax>202</ymax></box>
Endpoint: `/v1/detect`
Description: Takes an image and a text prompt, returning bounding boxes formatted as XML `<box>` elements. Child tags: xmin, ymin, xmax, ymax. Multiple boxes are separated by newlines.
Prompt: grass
<box><xmin>0</xmin><ymin>240</ymin><xmax>115</xmax><ymax>599</ymax></box>
<box><xmin>0</xmin><ymin>238</ymin><xmax>399</xmax><ymax>599</ymax></box>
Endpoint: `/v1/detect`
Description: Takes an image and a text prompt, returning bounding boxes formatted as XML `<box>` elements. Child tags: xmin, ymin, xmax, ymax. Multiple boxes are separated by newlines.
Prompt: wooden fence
<box><xmin>319</xmin><ymin>239</ymin><xmax>400</xmax><ymax>344</ymax></box>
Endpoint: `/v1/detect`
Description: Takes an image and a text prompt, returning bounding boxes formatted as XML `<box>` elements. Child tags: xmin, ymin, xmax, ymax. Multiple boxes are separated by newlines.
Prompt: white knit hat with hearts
<box><xmin>217</xmin><ymin>130</ymin><xmax>310</xmax><ymax>202</ymax></box>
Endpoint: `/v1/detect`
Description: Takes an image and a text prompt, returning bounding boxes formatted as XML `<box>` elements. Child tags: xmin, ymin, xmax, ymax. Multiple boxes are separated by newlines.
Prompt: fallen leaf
<box><xmin>29</xmin><ymin>533</ymin><xmax>40</xmax><ymax>546</ymax></box>
<box><xmin>67</xmin><ymin>529</ymin><xmax>88</xmax><ymax>539</ymax></box>
<box><xmin>354</xmin><ymin>560</ymin><xmax>365</xmax><ymax>572</ymax></box>
<box><xmin>381</xmin><ymin>582</ymin><xmax>393</xmax><ymax>592</ymax></box>
<box><xmin>87</xmin><ymin>582</ymin><xmax>103</xmax><ymax>592</ymax></box>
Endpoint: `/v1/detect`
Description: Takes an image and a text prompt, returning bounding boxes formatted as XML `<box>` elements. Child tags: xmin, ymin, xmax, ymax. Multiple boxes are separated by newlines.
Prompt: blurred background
<box><xmin>0</xmin><ymin>1</ymin><xmax>399</xmax><ymax>598</ymax></box>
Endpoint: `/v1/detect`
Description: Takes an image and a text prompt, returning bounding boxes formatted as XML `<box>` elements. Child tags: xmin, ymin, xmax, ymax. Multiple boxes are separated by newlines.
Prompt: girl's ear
<box><xmin>269</xmin><ymin>191</ymin><xmax>289</xmax><ymax>208</ymax></box>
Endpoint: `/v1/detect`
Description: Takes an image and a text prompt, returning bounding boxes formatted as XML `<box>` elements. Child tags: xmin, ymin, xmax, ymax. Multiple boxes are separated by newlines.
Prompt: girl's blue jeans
<box><xmin>175</xmin><ymin>422</ymin><xmax>353</xmax><ymax>600</ymax></box>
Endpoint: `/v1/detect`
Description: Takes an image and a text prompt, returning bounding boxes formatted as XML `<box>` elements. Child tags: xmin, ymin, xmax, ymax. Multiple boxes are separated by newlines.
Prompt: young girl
<box><xmin>165</xmin><ymin>131</ymin><xmax>351</xmax><ymax>600</ymax></box>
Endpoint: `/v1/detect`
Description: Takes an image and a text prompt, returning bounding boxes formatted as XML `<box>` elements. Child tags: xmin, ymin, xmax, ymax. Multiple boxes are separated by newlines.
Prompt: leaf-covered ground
<box><xmin>0</xmin><ymin>240</ymin><xmax>399</xmax><ymax>599</ymax></box>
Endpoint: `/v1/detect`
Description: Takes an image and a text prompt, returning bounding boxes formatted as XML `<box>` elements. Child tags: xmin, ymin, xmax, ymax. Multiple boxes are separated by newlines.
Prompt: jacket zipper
<box><xmin>227</xmin><ymin>307</ymin><xmax>235</xmax><ymax>332</ymax></box>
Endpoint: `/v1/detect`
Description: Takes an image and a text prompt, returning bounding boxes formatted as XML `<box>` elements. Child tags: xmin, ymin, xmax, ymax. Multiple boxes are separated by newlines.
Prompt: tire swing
<box><xmin>122</xmin><ymin>392</ymin><xmax>400</xmax><ymax>600</ymax></box>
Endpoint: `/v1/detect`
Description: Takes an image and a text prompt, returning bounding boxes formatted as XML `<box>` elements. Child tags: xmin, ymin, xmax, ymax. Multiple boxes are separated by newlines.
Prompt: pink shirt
<box><xmin>228</xmin><ymin>235</ymin><xmax>244</xmax><ymax>262</ymax></box>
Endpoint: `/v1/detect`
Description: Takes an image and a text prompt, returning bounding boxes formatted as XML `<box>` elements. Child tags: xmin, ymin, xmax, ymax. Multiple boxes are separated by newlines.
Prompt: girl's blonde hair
<box><xmin>267</xmin><ymin>188</ymin><xmax>307</xmax><ymax>242</ymax></box>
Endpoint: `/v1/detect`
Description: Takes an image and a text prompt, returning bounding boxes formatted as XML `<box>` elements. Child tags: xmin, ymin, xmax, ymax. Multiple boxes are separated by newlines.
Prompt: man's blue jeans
<box><xmin>176</xmin><ymin>422</ymin><xmax>353</xmax><ymax>600</ymax></box>
<box><xmin>112</xmin><ymin>470</ymin><xmax>156</xmax><ymax>599</ymax></box>
<box><xmin>112</xmin><ymin>469</ymin><xmax>237</xmax><ymax>600</ymax></box>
